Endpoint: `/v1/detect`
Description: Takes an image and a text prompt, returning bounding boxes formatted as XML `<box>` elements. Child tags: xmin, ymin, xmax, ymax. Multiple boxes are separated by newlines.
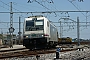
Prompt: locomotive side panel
<box><xmin>49</xmin><ymin>23</ymin><xmax>58</xmax><ymax>42</ymax></box>
<box><xmin>43</xmin><ymin>18</ymin><xmax>50</xmax><ymax>38</ymax></box>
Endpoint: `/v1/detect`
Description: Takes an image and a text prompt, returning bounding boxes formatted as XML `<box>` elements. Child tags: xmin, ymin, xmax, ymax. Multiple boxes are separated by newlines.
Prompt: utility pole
<box><xmin>77</xmin><ymin>17</ymin><xmax>80</xmax><ymax>46</ymax></box>
<box><xmin>9</xmin><ymin>2</ymin><xmax>14</xmax><ymax>48</ymax></box>
<box><xmin>60</xmin><ymin>21</ymin><xmax>62</xmax><ymax>38</ymax></box>
<box><xmin>18</xmin><ymin>16</ymin><xmax>21</xmax><ymax>45</ymax></box>
<box><xmin>10</xmin><ymin>2</ymin><xmax>13</xmax><ymax>48</ymax></box>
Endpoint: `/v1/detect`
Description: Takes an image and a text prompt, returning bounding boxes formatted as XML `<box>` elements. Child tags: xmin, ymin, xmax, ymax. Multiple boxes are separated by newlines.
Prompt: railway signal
<box><xmin>9</xmin><ymin>27</ymin><xmax>15</xmax><ymax>33</ymax></box>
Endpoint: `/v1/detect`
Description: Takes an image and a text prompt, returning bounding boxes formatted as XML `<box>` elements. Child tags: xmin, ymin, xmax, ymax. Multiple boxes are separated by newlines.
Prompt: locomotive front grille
<box><xmin>31</xmin><ymin>34</ymin><xmax>44</xmax><ymax>38</ymax></box>
<box><xmin>31</xmin><ymin>34</ymin><xmax>37</xmax><ymax>38</ymax></box>
<box><xmin>24</xmin><ymin>34</ymin><xmax>44</xmax><ymax>39</ymax></box>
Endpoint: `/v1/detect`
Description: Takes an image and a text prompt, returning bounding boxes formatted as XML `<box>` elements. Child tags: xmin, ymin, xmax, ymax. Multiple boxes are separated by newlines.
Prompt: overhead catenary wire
<box><xmin>1</xmin><ymin>10</ymin><xmax>90</xmax><ymax>14</ymax></box>
<box><xmin>35</xmin><ymin>0</ymin><xmax>50</xmax><ymax>10</ymax></box>
<box><xmin>0</xmin><ymin>0</ymin><xmax>25</xmax><ymax>35</ymax></box>
<box><xmin>0</xmin><ymin>4</ymin><xmax>10</xmax><ymax>11</ymax></box>
<box><xmin>0</xmin><ymin>0</ymin><xmax>28</xmax><ymax>18</ymax></box>
<box><xmin>0</xmin><ymin>0</ymin><xmax>90</xmax><ymax>37</ymax></box>
<box><xmin>0</xmin><ymin>0</ymin><xmax>20</xmax><ymax>12</ymax></box>
<box><xmin>68</xmin><ymin>0</ymin><xmax>86</xmax><ymax>17</ymax></box>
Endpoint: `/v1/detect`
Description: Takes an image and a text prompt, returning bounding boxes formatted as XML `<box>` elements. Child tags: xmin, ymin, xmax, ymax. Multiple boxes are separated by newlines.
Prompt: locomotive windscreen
<box><xmin>25</xmin><ymin>20</ymin><xmax>44</xmax><ymax>31</ymax></box>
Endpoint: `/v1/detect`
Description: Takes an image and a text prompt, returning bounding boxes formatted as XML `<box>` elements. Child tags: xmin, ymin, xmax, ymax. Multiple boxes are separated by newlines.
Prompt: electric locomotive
<box><xmin>23</xmin><ymin>15</ymin><xmax>58</xmax><ymax>49</ymax></box>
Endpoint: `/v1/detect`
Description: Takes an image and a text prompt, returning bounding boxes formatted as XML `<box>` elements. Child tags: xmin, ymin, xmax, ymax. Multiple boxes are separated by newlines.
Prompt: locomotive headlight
<box><xmin>23</xmin><ymin>35</ymin><xmax>30</xmax><ymax>38</ymax></box>
<box><xmin>42</xmin><ymin>35</ymin><xmax>44</xmax><ymax>37</ymax></box>
<box><xmin>26</xmin><ymin>36</ymin><xmax>28</xmax><ymax>38</ymax></box>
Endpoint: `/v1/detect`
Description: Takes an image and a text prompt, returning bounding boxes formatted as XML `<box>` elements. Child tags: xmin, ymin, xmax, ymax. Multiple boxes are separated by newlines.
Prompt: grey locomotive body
<box><xmin>23</xmin><ymin>15</ymin><xmax>58</xmax><ymax>49</ymax></box>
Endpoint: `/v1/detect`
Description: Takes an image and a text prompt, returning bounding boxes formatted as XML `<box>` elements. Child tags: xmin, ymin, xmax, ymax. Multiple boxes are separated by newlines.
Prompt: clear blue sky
<box><xmin>0</xmin><ymin>0</ymin><xmax>90</xmax><ymax>39</ymax></box>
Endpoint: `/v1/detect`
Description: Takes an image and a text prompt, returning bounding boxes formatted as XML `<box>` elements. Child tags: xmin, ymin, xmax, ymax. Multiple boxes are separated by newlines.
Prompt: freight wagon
<box><xmin>58</xmin><ymin>37</ymin><xmax>72</xmax><ymax>44</ymax></box>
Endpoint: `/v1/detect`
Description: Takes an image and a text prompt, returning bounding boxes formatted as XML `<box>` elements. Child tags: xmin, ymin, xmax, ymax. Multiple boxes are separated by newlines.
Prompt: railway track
<box><xmin>72</xmin><ymin>42</ymin><xmax>90</xmax><ymax>45</ymax></box>
<box><xmin>0</xmin><ymin>42</ymin><xmax>89</xmax><ymax>59</ymax></box>
<box><xmin>0</xmin><ymin>48</ymin><xmax>29</xmax><ymax>59</ymax></box>
<box><xmin>0</xmin><ymin>47</ymin><xmax>79</xmax><ymax>59</ymax></box>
